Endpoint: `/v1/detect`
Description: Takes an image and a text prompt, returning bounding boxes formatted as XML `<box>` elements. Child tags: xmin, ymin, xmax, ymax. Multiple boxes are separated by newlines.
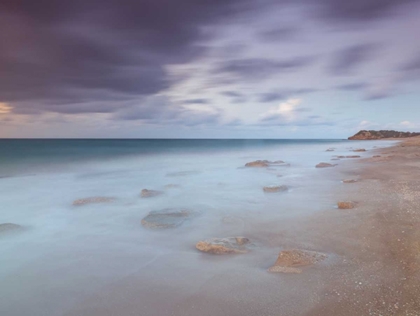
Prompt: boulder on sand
<box><xmin>72</xmin><ymin>196</ymin><xmax>114</xmax><ymax>206</ymax></box>
<box><xmin>263</xmin><ymin>185</ymin><xmax>288</xmax><ymax>193</ymax></box>
<box><xmin>316</xmin><ymin>162</ymin><xmax>336</xmax><ymax>168</ymax></box>
<box><xmin>141</xmin><ymin>208</ymin><xmax>193</xmax><ymax>229</ymax></box>
<box><xmin>337</xmin><ymin>201</ymin><xmax>356</xmax><ymax>209</ymax></box>
<box><xmin>268</xmin><ymin>249</ymin><xmax>327</xmax><ymax>274</ymax></box>
<box><xmin>245</xmin><ymin>160</ymin><xmax>285</xmax><ymax>168</ymax></box>
<box><xmin>0</xmin><ymin>223</ymin><xmax>22</xmax><ymax>234</ymax></box>
<box><xmin>140</xmin><ymin>189</ymin><xmax>164</xmax><ymax>198</ymax></box>
<box><xmin>196</xmin><ymin>237</ymin><xmax>250</xmax><ymax>254</ymax></box>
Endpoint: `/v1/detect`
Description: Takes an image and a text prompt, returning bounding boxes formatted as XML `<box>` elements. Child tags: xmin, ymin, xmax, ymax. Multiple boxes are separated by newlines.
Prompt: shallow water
<box><xmin>0</xmin><ymin>139</ymin><xmax>397</xmax><ymax>316</ymax></box>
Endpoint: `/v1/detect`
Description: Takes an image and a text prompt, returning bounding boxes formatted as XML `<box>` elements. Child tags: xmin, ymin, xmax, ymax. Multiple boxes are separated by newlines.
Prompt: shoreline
<box><xmin>302</xmin><ymin>137</ymin><xmax>420</xmax><ymax>315</ymax></box>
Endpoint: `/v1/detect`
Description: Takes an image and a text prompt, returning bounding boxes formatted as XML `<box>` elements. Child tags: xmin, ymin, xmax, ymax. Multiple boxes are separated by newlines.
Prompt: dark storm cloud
<box><xmin>329</xmin><ymin>44</ymin><xmax>376</xmax><ymax>75</ymax></box>
<box><xmin>316</xmin><ymin>0</ymin><xmax>420</xmax><ymax>21</ymax></box>
<box><xmin>336</xmin><ymin>82</ymin><xmax>367</xmax><ymax>91</ymax></box>
<box><xmin>215</xmin><ymin>56</ymin><xmax>316</xmax><ymax>80</ymax></box>
<box><xmin>114</xmin><ymin>95</ymin><xmax>222</xmax><ymax>126</ymax></box>
<box><xmin>183</xmin><ymin>99</ymin><xmax>210</xmax><ymax>105</ymax></box>
<box><xmin>259</xmin><ymin>26</ymin><xmax>301</xmax><ymax>41</ymax></box>
<box><xmin>0</xmin><ymin>0</ymin><xmax>256</xmax><ymax>115</ymax></box>
<box><xmin>220</xmin><ymin>91</ymin><xmax>247</xmax><ymax>104</ymax></box>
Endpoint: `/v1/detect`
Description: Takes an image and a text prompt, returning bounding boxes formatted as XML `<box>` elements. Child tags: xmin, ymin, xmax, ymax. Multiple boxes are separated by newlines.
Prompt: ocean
<box><xmin>0</xmin><ymin>139</ymin><xmax>397</xmax><ymax>316</ymax></box>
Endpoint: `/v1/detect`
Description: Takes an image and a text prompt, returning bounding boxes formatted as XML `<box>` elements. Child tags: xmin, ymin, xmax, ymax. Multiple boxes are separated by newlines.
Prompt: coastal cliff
<box><xmin>348</xmin><ymin>130</ymin><xmax>420</xmax><ymax>140</ymax></box>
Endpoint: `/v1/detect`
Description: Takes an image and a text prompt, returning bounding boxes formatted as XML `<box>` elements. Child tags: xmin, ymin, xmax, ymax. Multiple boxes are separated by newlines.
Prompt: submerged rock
<box><xmin>316</xmin><ymin>162</ymin><xmax>336</xmax><ymax>168</ymax></box>
<box><xmin>166</xmin><ymin>171</ymin><xmax>199</xmax><ymax>177</ymax></box>
<box><xmin>337</xmin><ymin>201</ymin><xmax>356</xmax><ymax>209</ymax></box>
<box><xmin>326</xmin><ymin>148</ymin><xmax>335</xmax><ymax>152</ymax></box>
<box><xmin>268</xmin><ymin>249</ymin><xmax>327</xmax><ymax>273</ymax></box>
<box><xmin>0</xmin><ymin>223</ymin><xmax>22</xmax><ymax>233</ymax></box>
<box><xmin>196</xmin><ymin>237</ymin><xmax>250</xmax><ymax>254</ymax></box>
<box><xmin>336</xmin><ymin>155</ymin><xmax>361</xmax><ymax>159</ymax></box>
<box><xmin>353</xmin><ymin>148</ymin><xmax>366</xmax><ymax>152</ymax></box>
<box><xmin>72</xmin><ymin>196</ymin><xmax>114</xmax><ymax>206</ymax></box>
<box><xmin>141</xmin><ymin>208</ymin><xmax>193</xmax><ymax>229</ymax></box>
<box><xmin>245</xmin><ymin>160</ymin><xmax>285</xmax><ymax>168</ymax></box>
<box><xmin>342</xmin><ymin>179</ymin><xmax>357</xmax><ymax>183</ymax></box>
<box><xmin>263</xmin><ymin>185</ymin><xmax>288</xmax><ymax>193</ymax></box>
<box><xmin>140</xmin><ymin>189</ymin><xmax>163</xmax><ymax>198</ymax></box>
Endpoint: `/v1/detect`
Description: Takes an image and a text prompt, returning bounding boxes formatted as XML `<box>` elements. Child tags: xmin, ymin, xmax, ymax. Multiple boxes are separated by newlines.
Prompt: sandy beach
<box><xmin>302</xmin><ymin>137</ymin><xmax>420</xmax><ymax>315</ymax></box>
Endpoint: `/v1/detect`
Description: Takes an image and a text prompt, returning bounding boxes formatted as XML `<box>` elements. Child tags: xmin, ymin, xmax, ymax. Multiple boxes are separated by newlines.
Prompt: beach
<box><xmin>0</xmin><ymin>138</ymin><xmax>419</xmax><ymax>316</ymax></box>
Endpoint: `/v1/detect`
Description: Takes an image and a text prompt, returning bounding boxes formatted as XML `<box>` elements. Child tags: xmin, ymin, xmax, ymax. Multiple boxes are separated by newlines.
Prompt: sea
<box><xmin>0</xmin><ymin>139</ymin><xmax>397</xmax><ymax>316</ymax></box>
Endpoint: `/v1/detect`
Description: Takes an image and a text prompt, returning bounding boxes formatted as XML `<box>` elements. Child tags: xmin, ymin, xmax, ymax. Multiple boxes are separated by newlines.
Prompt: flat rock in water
<box><xmin>140</xmin><ymin>189</ymin><xmax>163</xmax><ymax>198</ymax></box>
<box><xmin>326</xmin><ymin>148</ymin><xmax>335</xmax><ymax>152</ymax></box>
<box><xmin>141</xmin><ymin>208</ymin><xmax>193</xmax><ymax>229</ymax></box>
<box><xmin>268</xmin><ymin>249</ymin><xmax>327</xmax><ymax>273</ymax></box>
<box><xmin>263</xmin><ymin>185</ymin><xmax>288</xmax><ymax>193</ymax></box>
<box><xmin>73</xmin><ymin>196</ymin><xmax>114</xmax><ymax>206</ymax></box>
<box><xmin>0</xmin><ymin>223</ymin><xmax>22</xmax><ymax>234</ymax></box>
<box><xmin>316</xmin><ymin>162</ymin><xmax>336</xmax><ymax>168</ymax></box>
<box><xmin>336</xmin><ymin>155</ymin><xmax>361</xmax><ymax>159</ymax></box>
<box><xmin>337</xmin><ymin>201</ymin><xmax>356</xmax><ymax>209</ymax></box>
<box><xmin>196</xmin><ymin>237</ymin><xmax>250</xmax><ymax>254</ymax></box>
<box><xmin>245</xmin><ymin>160</ymin><xmax>285</xmax><ymax>168</ymax></box>
<box><xmin>342</xmin><ymin>179</ymin><xmax>357</xmax><ymax>183</ymax></box>
<box><xmin>353</xmin><ymin>148</ymin><xmax>366</xmax><ymax>152</ymax></box>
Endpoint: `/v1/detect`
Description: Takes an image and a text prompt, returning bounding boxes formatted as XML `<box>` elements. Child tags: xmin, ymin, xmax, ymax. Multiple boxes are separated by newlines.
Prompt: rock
<box><xmin>140</xmin><ymin>189</ymin><xmax>163</xmax><ymax>198</ymax></box>
<box><xmin>0</xmin><ymin>223</ymin><xmax>22</xmax><ymax>233</ymax></box>
<box><xmin>245</xmin><ymin>160</ymin><xmax>270</xmax><ymax>167</ymax></box>
<box><xmin>263</xmin><ymin>185</ymin><xmax>288</xmax><ymax>193</ymax></box>
<box><xmin>72</xmin><ymin>196</ymin><xmax>114</xmax><ymax>206</ymax></box>
<box><xmin>268</xmin><ymin>249</ymin><xmax>327</xmax><ymax>273</ymax></box>
<box><xmin>353</xmin><ymin>149</ymin><xmax>366</xmax><ymax>152</ymax></box>
<box><xmin>349</xmin><ymin>130</ymin><xmax>420</xmax><ymax>140</ymax></box>
<box><xmin>141</xmin><ymin>208</ymin><xmax>193</xmax><ymax>229</ymax></box>
<box><xmin>331</xmin><ymin>158</ymin><xmax>340</xmax><ymax>161</ymax></box>
<box><xmin>316</xmin><ymin>162</ymin><xmax>336</xmax><ymax>168</ymax></box>
<box><xmin>196</xmin><ymin>237</ymin><xmax>250</xmax><ymax>254</ymax></box>
<box><xmin>373</xmin><ymin>155</ymin><xmax>381</xmax><ymax>158</ymax></box>
<box><xmin>336</xmin><ymin>155</ymin><xmax>361</xmax><ymax>158</ymax></box>
<box><xmin>326</xmin><ymin>148</ymin><xmax>335</xmax><ymax>152</ymax></box>
<box><xmin>337</xmin><ymin>201</ymin><xmax>356</xmax><ymax>209</ymax></box>
<box><xmin>342</xmin><ymin>179</ymin><xmax>357</xmax><ymax>183</ymax></box>
<box><xmin>245</xmin><ymin>160</ymin><xmax>285</xmax><ymax>168</ymax></box>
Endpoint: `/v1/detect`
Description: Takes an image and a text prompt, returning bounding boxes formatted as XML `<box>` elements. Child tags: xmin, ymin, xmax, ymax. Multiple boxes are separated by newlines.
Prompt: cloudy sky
<box><xmin>0</xmin><ymin>0</ymin><xmax>419</xmax><ymax>138</ymax></box>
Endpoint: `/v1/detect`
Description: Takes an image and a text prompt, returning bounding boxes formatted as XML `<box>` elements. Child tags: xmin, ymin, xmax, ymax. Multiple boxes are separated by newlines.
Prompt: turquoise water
<box><xmin>0</xmin><ymin>139</ymin><xmax>396</xmax><ymax>316</ymax></box>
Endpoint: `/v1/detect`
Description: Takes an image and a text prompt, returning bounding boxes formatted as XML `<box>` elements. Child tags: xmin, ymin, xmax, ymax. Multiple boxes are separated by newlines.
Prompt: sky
<box><xmin>0</xmin><ymin>0</ymin><xmax>419</xmax><ymax>138</ymax></box>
